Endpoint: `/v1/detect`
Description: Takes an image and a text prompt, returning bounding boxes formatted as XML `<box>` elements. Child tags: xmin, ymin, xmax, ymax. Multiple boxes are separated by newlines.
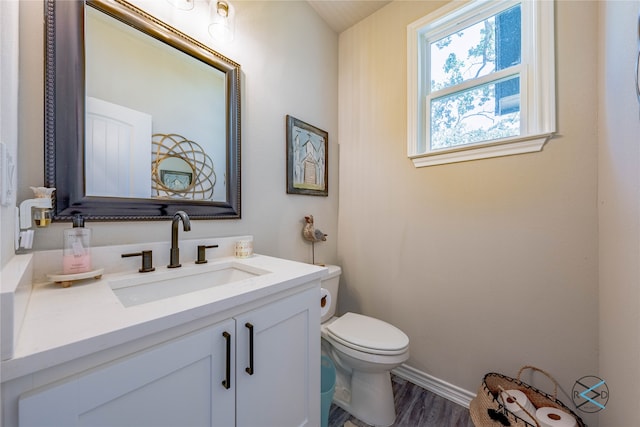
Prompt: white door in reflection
<box><xmin>85</xmin><ymin>97</ymin><xmax>152</xmax><ymax>199</ymax></box>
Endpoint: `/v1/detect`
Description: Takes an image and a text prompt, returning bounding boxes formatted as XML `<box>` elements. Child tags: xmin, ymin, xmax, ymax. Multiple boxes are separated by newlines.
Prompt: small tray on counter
<box><xmin>47</xmin><ymin>268</ymin><xmax>104</xmax><ymax>288</ymax></box>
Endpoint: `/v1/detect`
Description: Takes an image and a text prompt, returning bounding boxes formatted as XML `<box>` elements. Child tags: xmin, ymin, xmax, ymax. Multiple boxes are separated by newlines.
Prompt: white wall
<box><xmin>16</xmin><ymin>0</ymin><xmax>339</xmax><ymax>266</ymax></box>
<box><xmin>598</xmin><ymin>1</ymin><xmax>640</xmax><ymax>425</ymax></box>
<box><xmin>337</xmin><ymin>2</ymin><xmax>599</xmax><ymax>425</ymax></box>
<box><xmin>0</xmin><ymin>7</ymin><xmax>19</xmax><ymax>426</ymax></box>
<box><xmin>0</xmin><ymin>0</ymin><xmax>19</xmax><ymax>269</ymax></box>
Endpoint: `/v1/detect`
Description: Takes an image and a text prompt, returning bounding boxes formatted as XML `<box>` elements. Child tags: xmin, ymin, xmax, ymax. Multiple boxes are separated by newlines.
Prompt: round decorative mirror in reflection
<box><xmin>158</xmin><ymin>156</ymin><xmax>195</xmax><ymax>191</ymax></box>
<box><xmin>152</xmin><ymin>134</ymin><xmax>216</xmax><ymax>200</ymax></box>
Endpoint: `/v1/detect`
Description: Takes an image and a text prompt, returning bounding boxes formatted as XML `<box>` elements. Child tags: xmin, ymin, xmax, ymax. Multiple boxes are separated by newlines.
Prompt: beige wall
<box><xmin>337</xmin><ymin>1</ymin><xmax>599</xmax><ymax>425</ymax></box>
<box><xmin>15</xmin><ymin>1</ymin><xmax>339</xmax><ymax>266</ymax></box>
<box><xmin>598</xmin><ymin>0</ymin><xmax>640</xmax><ymax>425</ymax></box>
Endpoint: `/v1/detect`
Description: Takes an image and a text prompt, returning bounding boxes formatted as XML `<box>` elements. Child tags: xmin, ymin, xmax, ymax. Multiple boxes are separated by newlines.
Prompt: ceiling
<box><xmin>306</xmin><ymin>1</ymin><xmax>392</xmax><ymax>33</ymax></box>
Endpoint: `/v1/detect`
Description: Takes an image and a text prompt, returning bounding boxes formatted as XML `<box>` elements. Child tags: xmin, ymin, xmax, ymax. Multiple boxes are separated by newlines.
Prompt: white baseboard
<box><xmin>392</xmin><ymin>364</ymin><xmax>476</xmax><ymax>408</ymax></box>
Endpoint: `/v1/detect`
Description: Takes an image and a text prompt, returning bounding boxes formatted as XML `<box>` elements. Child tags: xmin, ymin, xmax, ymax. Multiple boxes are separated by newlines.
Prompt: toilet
<box><xmin>320</xmin><ymin>265</ymin><xmax>409</xmax><ymax>427</ymax></box>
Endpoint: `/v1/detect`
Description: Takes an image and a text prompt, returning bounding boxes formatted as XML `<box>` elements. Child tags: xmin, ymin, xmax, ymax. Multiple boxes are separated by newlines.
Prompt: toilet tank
<box><xmin>321</xmin><ymin>265</ymin><xmax>341</xmax><ymax>323</ymax></box>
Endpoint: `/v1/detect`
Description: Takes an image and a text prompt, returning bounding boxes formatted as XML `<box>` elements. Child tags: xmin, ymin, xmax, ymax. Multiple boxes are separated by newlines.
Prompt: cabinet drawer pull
<box><xmin>222</xmin><ymin>331</ymin><xmax>231</xmax><ymax>389</ymax></box>
<box><xmin>245</xmin><ymin>323</ymin><xmax>254</xmax><ymax>375</ymax></box>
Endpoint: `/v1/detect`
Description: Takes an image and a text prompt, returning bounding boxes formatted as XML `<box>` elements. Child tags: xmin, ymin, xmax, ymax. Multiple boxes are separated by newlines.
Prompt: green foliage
<box><xmin>430</xmin><ymin>15</ymin><xmax>519</xmax><ymax>149</ymax></box>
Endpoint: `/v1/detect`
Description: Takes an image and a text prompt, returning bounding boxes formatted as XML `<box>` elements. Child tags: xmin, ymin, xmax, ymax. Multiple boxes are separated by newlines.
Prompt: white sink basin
<box><xmin>109</xmin><ymin>262</ymin><xmax>270</xmax><ymax>307</ymax></box>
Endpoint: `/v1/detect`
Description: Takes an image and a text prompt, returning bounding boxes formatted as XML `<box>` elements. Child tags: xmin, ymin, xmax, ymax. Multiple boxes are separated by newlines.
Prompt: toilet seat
<box><xmin>326</xmin><ymin>312</ymin><xmax>409</xmax><ymax>356</ymax></box>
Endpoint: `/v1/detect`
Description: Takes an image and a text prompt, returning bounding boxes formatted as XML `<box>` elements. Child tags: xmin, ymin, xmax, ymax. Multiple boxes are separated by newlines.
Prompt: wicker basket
<box><xmin>469</xmin><ymin>366</ymin><xmax>587</xmax><ymax>427</ymax></box>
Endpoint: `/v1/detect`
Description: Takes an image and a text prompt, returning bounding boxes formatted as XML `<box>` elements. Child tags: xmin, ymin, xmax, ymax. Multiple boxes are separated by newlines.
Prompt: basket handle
<box><xmin>498</xmin><ymin>386</ymin><xmax>540</xmax><ymax>427</ymax></box>
<box><xmin>517</xmin><ymin>365</ymin><xmax>558</xmax><ymax>399</ymax></box>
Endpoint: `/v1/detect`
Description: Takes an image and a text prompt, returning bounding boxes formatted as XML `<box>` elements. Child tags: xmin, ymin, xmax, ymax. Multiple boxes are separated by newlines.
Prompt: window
<box><xmin>407</xmin><ymin>0</ymin><xmax>555</xmax><ymax>167</ymax></box>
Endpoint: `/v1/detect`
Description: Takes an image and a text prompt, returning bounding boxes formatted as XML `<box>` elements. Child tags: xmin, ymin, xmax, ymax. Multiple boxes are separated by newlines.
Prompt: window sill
<box><xmin>409</xmin><ymin>133</ymin><xmax>554</xmax><ymax>168</ymax></box>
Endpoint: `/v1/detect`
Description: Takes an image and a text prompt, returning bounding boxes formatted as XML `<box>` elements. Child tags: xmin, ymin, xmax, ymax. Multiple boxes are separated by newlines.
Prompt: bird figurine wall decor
<box><xmin>303</xmin><ymin>215</ymin><xmax>327</xmax><ymax>242</ymax></box>
<box><xmin>303</xmin><ymin>215</ymin><xmax>327</xmax><ymax>264</ymax></box>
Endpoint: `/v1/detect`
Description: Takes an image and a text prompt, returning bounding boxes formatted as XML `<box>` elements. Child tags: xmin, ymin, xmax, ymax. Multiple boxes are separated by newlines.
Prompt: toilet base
<box><xmin>333</xmin><ymin>370</ymin><xmax>396</xmax><ymax>427</ymax></box>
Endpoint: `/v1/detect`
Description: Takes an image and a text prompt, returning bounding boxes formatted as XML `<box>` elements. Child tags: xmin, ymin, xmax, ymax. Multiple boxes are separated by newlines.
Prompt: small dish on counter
<box><xmin>46</xmin><ymin>268</ymin><xmax>105</xmax><ymax>288</ymax></box>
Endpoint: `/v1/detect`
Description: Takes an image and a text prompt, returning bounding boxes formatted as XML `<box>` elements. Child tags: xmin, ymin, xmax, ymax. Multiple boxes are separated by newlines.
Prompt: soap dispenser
<box><xmin>63</xmin><ymin>215</ymin><xmax>92</xmax><ymax>275</ymax></box>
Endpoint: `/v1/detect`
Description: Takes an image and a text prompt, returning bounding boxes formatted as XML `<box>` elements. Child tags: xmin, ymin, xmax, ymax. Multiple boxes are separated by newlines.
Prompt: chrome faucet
<box><xmin>168</xmin><ymin>211</ymin><xmax>191</xmax><ymax>268</ymax></box>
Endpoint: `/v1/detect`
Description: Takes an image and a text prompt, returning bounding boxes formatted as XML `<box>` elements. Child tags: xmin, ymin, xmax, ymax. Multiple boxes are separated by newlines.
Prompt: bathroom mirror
<box><xmin>44</xmin><ymin>0</ymin><xmax>241</xmax><ymax>220</ymax></box>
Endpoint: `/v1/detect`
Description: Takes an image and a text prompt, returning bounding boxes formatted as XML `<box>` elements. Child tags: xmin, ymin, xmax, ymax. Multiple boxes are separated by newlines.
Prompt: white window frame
<box><xmin>407</xmin><ymin>0</ymin><xmax>555</xmax><ymax>167</ymax></box>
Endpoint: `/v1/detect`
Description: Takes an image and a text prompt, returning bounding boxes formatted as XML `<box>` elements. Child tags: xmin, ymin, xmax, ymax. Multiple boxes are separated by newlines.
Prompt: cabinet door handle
<box><xmin>222</xmin><ymin>331</ymin><xmax>231</xmax><ymax>389</ymax></box>
<box><xmin>245</xmin><ymin>322</ymin><xmax>254</xmax><ymax>375</ymax></box>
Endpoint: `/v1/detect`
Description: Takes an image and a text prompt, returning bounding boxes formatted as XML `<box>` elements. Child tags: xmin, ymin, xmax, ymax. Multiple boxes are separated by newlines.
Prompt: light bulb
<box><xmin>208</xmin><ymin>0</ymin><xmax>235</xmax><ymax>43</ymax></box>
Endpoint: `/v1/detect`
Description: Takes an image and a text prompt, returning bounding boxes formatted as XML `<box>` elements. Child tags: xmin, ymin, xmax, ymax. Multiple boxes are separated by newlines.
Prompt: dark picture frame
<box><xmin>160</xmin><ymin>170</ymin><xmax>193</xmax><ymax>191</ymax></box>
<box><xmin>286</xmin><ymin>115</ymin><xmax>328</xmax><ymax>196</ymax></box>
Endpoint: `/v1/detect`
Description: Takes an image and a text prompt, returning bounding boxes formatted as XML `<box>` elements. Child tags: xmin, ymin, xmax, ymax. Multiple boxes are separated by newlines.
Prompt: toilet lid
<box><xmin>326</xmin><ymin>312</ymin><xmax>409</xmax><ymax>354</ymax></box>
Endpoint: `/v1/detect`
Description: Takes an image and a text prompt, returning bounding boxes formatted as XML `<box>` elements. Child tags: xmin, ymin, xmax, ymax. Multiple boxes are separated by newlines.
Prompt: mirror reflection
<box><xmin>44</xmin><ymin>0</ymin><xmax>241</xmax><ymax>220</ymax></box>
<box><xmin>151</xmin><ymin>133</ymin><xmax>216</xmax><ymax>199</ymax></box>
<box><xmin>158</xmin><ymin>157</ymin><xmax>195</xmax><ymax>191</ymax></box>
<box><xmin>85</xmin><ymin>6</ymin><xmax>226</xmax><ymax>202</ymax></box>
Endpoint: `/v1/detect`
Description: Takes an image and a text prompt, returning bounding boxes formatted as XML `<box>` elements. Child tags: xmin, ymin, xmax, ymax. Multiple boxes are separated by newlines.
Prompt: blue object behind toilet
<box><xmin>321</xmin><ymin>355</ymin><xmax>336</xmax><ymax>427</ymax></box>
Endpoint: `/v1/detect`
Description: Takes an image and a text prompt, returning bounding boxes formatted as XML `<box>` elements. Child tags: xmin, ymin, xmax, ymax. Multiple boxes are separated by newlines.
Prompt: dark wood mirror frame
<box><xmin>44</xmin><ymin>0</ymin><xmax>241</xmax><ymax>221</ymax></box>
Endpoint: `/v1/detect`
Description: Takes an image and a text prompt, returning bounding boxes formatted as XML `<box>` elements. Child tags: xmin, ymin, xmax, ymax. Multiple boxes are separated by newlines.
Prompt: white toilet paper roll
<box><xmin>320</xmin><ymin>288</ymin><xmax>332</xmax><ymax>318</ymax></box>
<box><xmin>500</xmin><ymin>390</ymin><xmax>536</xmax><ymax>425</ymax></box>
<box><xmin>535</xmin><ymin>407</ymin><xmax>577</xmax><ymax>427</ymax></box>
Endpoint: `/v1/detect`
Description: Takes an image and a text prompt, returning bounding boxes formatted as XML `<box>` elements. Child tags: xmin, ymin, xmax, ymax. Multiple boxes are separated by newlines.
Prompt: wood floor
<box><xmin>328</xmin><ymin>375</ymin><xmax>475</xmax><ymax>427</ymax></box>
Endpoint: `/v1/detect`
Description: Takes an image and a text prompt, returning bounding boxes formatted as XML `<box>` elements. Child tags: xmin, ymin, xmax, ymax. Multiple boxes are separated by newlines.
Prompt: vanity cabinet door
<box><xmin>235</xmin><ymin>287</ymin><xmax>320</xmax><ymax>427</ymax></box>
<box><xmin>18</xmin><ymin>319</ymin><xmax>236</xmax><ymax>427</ymax></box>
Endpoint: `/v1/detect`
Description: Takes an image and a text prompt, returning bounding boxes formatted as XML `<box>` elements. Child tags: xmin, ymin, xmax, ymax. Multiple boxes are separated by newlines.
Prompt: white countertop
<box><xmin>1</xmin><ymin>250</ymin><xmax>326</xmax><ymax>382</ymax></box>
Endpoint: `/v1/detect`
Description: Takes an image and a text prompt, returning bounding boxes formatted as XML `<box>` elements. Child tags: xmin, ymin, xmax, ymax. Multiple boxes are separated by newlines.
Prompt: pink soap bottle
<box><xmin>62</xmin><ymin>215</ymin><xmax>92</xmax><ymax>274</ymax></box>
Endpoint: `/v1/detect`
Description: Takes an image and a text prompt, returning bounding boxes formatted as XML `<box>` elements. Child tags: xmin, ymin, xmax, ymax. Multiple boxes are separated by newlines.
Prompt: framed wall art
<box><xmin>286</xmin><ymin>115</ymin><xmax>328</xmax><ymax>196</ymax></box>
<box><xmin>160</xmin><ymin>170</ymin><xmax>193</xmax><ymax>191</ymax></box>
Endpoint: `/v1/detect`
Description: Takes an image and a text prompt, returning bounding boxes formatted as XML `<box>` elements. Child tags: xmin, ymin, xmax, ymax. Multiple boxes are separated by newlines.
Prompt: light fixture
<box><xmin>208</xmin><ymin>0</ymin><xmax>235</xmax><ymax>43</ymax></box>
<box><xmin>166</xmin><ymin>0</ymin><xmax>194</xmax><ymax>11</ymax></box>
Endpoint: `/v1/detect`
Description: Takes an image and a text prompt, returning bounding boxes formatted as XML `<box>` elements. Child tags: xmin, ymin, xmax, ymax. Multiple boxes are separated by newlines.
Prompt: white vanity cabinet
<box><xmin>15</xmin><ymin>287</ymin><xmax>320</xmax><ymax>427</ymax></box>
<box><xmin>235</xmin><ymin>288</ymin><xmax>318</xmax><ymax>427</ymax></box>
<box><xmin>19</xmin><ymin>320</ymin><xmax>236</xmax><ymax>427</ymax></box>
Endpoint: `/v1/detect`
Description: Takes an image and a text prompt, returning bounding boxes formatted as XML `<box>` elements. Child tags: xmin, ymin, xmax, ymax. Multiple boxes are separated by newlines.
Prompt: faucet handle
<box><xmin>196</xmin><ymin>244</ymin><xmax>219</xmax><ymax>264</ymax></box>
<box><xmin>122</xmin><ymin>250</ymin><xmax>155</xmax><ymax>273</ymax></box>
